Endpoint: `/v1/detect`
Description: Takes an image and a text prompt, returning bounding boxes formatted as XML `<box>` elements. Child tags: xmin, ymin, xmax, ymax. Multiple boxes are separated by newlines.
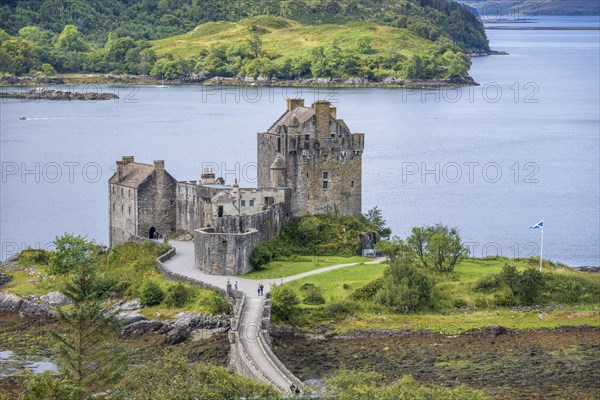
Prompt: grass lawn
<box><xmin>280</xmin><ymin>256</ymin><xmax>600</xmax><ymax>333</ymax></box>
<box><xmin>326</xmin><ymin>304</ymin><xmax>600</xmax><ymax>334</ymax></box>
<box><xmin>239</xmin><ymin>255</ymin><xmax>371</xmax><ymax>280</ymax></box>
<box><xmin>283</xmin><ymin>261</ymin><xmax>387</xmax><ymax>302</ymax></box>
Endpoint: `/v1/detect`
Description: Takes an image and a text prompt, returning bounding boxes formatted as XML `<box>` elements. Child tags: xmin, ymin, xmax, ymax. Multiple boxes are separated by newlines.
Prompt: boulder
<box><xmin>171</xmin><ymin>312</ymin><xmax>230</xmax><ymax>331</ymax></box>
<box><xmin>0</xmin><ymin>292</ymin><xmax>23</xmax><ymax>313</ymax></box>
<box><xmin>117</xmin><ymin>311</ymin><xmax>147</xmax><ymax>326</ymax></box>
<box><xmin>121</xmin><ymin>320</ymin><xmax>165</xmax><ymax>336</ymax></box>
<box><xmin>41</xmin><ymin>291</ymin><xmax>72</xmax><ymax>306</ymax></box>
<box><xmin>164</xmin><ymin>327</ymin><xmax>190</xmax><ymax>345</ymax></box>
<box><xmin>112</xmin><ymin>300</ymin><xmax>142</xmax><ymax>312</ymax></box>
<box><xmin>0</xmin><ymin>292</ymin><xmax>56</xmax><ymax>320</ymax></box>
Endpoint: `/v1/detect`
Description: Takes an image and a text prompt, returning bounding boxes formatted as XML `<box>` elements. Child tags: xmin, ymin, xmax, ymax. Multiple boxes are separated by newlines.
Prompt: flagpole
<box><xmin>539</xmin><ymin>227</ymin><xmax>544</xmax><ymax>272</ymax></box>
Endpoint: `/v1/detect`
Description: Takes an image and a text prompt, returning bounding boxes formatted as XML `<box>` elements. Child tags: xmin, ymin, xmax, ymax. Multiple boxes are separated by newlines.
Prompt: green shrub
<box><xmin>256</xmin><ymin>213</ymin><xmax>379</xmax><ymax>259</ymax></box>
<box><xmin>542</xmin><ymin>272</ymin><xmax>600</xmax><ymax>304</ymax></box>
<box><xmin>270</xmin><ymin>285</ymin><xmax>299</xmax><ymax>322</ymax></box>
<box><xmin>475</xmin><ymin>274</ymin><xmax>502</xmax><ymax>293</ymax></box>
<box><xmin>453</xmin><ymin>298</ymin><xmax>467</xmax><ymax>308</ymax></box>
<box><xmin>249</xmin><ymin>244</ymin><xmax>272</xmax><ymax>269</ymax></box>
<box><xmin>203</xmin><ymin>292</ymin><xmax>231</xmax><ymax>315</ymax></box>
<box><xmin>140</xmin><ymin>281</ymin><xmax>164</xmax><ymax>306</ymax></box>
<box><xmin>376</xmin><ymin>256</ymin><xmax>433</xmax><ymax>313</ymax></box>
<box><xmin>93</xmin><ymin>274</ymin><xmax>119</xmax><ymax>299</ymax></box>
<box><xmin>517</xmin><ymin>268</ymin><xmax>544</xmax><ymax>305</ymax></box>
<box><xmin>323</xmin><ymin>301</ymin><xmax>358</xmax><ymax>319</ymax></box>
<box><xmin>18</xmin><ymin>248</ymin><xmax>51</xmax><ymax>266</ymax></box>
<box><xmin>165</xmin><ymin>283</ymin><xmax>190</xmax><ymax>307</ymax></box>
<box><xmin>301</xmin><ymin>285</ymin><xmax>325</xmax><ymax>305</ymax></box>
<box><xmin>351</xmin><ymin>277</ymin><xmax>384</xmax><ymax>301</ymax></box>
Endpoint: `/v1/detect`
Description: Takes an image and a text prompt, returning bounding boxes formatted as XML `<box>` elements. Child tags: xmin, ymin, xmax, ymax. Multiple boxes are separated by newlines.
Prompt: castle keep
<box><xmin>109</xmin><ymin>99</ymin><xmax>364</xmax><ymax>275</ymax></box>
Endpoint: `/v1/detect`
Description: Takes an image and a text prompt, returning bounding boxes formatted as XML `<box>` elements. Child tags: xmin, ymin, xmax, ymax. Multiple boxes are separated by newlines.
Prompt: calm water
<box><xmin>1</xmin><ymin>19</ymin><xmax>599</xmax><ymax>266</ymax></box>
<box><xmin>0</xmin><ymin>350</ymin><xmax>58</xmax><ymax>378</ymax></box>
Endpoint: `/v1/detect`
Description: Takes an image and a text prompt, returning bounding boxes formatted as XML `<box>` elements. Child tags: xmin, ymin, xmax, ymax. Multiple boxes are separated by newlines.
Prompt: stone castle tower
<box><xmin>109</xmin><ymin>99</ymin><xmax>365</xmax><ymax>274</ymax></box>
<box><xmin>257</xmin><ymin>99</ymin><xmax>364</xmax><ymax>216</ymax></box>
<box><xmin>108</xmin><ymin>157</ymin><xmax>177</xmax><ymax>245</ymax></box>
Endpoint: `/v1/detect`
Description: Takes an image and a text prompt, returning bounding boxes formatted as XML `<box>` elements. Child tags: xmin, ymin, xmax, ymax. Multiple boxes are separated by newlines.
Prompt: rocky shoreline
<box><xmin>1</xmin><ymin>74</ymin><xmax>478</xmax><ymax>89</ymax></box>
<box><xmin>0</xmin><ymin>292</ymin><xmax>230</xmax><ymax>344</ymax></box>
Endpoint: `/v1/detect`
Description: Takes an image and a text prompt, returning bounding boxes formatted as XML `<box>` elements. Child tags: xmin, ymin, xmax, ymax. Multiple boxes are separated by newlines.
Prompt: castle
<box><xmin>109</xmin><ymin>99</ymin><xmax>364</xmax><ymax>275</ymax></box>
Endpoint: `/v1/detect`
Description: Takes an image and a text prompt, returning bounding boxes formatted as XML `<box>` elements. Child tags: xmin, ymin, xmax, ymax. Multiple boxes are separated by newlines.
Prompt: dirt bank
<box><xmin>272</xmin><ymin>326</ymin><xmax>600</xmax><ymax>399</ymax></box>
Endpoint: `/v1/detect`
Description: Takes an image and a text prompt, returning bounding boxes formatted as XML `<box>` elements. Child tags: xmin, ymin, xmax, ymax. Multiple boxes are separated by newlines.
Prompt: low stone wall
<box><xmin>155</xmin><ymin>246</ymin><xmax>232</xmax><ymax>302</ymax></box>
<box><xmin>227</xmin><ymin>291</ymin><xmax>274</xmax><ymax>386</ymax></box>
<box><xmin>258</xmin><ymin>299</ymin><xmax>304</xmax><ymax>391</ymax></box>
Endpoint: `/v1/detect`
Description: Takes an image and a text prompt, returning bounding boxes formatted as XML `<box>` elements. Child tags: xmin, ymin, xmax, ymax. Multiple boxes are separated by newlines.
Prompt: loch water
<box><xmin>1</xmin><ymin>18</ymin><xmax>598</xmax><ymax>266</ymax></box>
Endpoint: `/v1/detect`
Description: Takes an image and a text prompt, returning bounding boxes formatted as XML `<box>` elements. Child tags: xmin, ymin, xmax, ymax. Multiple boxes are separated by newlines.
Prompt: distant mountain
<box><xmin>459</xmin><ymin>0</ymin><xmax>600</xmax><ymax>17</ymax></box>
<box><xmin>0</xmin><ymin>0</ymin><xmax>489</xmax><ymax>52</ymax></box>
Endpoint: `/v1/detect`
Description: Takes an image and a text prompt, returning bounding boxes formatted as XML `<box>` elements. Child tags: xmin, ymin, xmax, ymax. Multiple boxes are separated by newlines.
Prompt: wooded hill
<box><xmin>1</xmin><ymin>0</ymin><xmax>489</xmax><ymax>52</ymax></box>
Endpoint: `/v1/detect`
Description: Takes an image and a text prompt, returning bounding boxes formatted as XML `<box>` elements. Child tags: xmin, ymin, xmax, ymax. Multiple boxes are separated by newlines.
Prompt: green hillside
<box><xmin>1</xmin><ymin>0</ymin><xmax>489</xmax><ymax>52</ymax></box>
<box><xmin>150</xmin><ymin>16</ymin><xmax>471</xmax><ymax>80</ymax></box>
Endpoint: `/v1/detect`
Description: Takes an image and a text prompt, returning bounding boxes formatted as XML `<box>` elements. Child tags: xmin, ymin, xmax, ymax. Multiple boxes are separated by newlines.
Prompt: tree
<box><xmin>407</xmin><ymin>224</ymin><xmax>468</xmax><ymax>273</ymax></box>
<box><xmin>269</xmin><ymin>284</ymin><xmax>299</xmax><ymax>322</ymax></box>
<box><xmin>48</xmin><ymin>234</ymin><xmax>97</xmax><ymax>275</ymax></box>
<box><xmin>375</xmin><ymin>249</ymin><xmax>433</xmax><ymax>312</ymax></box>
<box><xmin>18</xmin><ymin>26</ymin><xmax>54</xmax><ymax>46</ymax></box>
<box><xmin>57</xmin><ymin>25</ymin><xmax>88</xmax><ymax>52</ymax></box>
<box><xmin>50</xmin><ymin>246</ymin><xmax>127</xmax><ymax>398</ymax></box>
<box><xmin>0</xmin><ymin>28</ymin><xmax>10</xmax><ymax>45</ymax></box>
<box><xmin>247</xmin><ymin>33</ymin><xmax>262</xmax><ymax>58</ymax></box>
<box><xmin>365</xmin><ymin>206</ymin><xmax>391</xmax><ymax>239</ymax></box>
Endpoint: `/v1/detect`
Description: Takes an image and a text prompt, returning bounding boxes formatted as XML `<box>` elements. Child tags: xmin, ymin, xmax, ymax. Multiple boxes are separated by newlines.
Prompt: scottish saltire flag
<box><xmin>529</xmin><ymin>220</ymin><xmax>544</xmax><ymax>230</ymax></box>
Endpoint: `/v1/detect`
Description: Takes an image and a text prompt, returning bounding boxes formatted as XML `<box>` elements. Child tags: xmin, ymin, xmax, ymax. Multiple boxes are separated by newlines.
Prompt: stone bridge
<box><xmin>158</xmin><ymin>240</ymin><xmax>385</xmax><ymax>392</ymax></box>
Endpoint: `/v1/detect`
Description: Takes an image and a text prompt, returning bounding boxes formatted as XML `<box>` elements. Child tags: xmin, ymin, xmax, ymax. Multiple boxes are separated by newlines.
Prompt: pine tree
<box><xmin>49</xmin><ymin>238</ymin><xmax>127</xmax><ymax>398</ymax></box>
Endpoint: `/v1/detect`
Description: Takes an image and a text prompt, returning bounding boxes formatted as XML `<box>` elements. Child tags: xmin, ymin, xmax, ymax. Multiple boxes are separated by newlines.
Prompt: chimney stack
<box><xmin>286</xmin><ymin>98</ymin><xmax>305</xmax><ymax>112</ymax></box>
<box><xmin>117</xmin><ymin>161</ymin><xmax>124</xmax><ymax>183</ymax></box>
<box><xmin>122</xmin><ymin>156</ymin><xmax>134</xmax><ymax>165</ymax></box>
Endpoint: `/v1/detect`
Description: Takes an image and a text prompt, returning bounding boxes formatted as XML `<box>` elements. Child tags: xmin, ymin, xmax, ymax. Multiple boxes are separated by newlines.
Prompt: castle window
<box><xmin>323</xmin><ymin>172</ymin><xmax>329</xmax><ymax>189</ymax></box>
<box><xmin>121</xmin><ymin>205</ymin><xmax>124</xmax><ymax>213</ymax></box>
<box><xmin>128</xmin><ymin>207</ymin><xmax>131</xmax><ymax>215</ymax></box>
<box><xmin>121</xmin><ymin>188</ymin><xmax>123</xmax><ymax>196</ymax></box>
<box><xmin>112</xmin><ymin>186</ymin><xmax>115</xmax><ymax>194</ymax></box>
<box><xmin>304</xmin><ymin>134</ymin><xmax>310</xmax><ymax>141</ymax></box>
<box><xmin>241</xmin><ymin>200</ymin><xmax>246</xmax><ymax>207</ymax></box>
<box><xmin>250</xmin><ymin>200</ymin><xmax>255</xmax><ymax>207</ymax></box>
<box><xmin>277</xmin><ymin>137</ymin><xmax>281</xmax><ymax>152</ymax></box>
<box><xmin>351</xmin><ymin>180</ymin><xmax>354</xmax><ymax>188</ymax></box>
<box><xmin>112</xmin><ymin>203</ymin><xmax>115</xmax><ymax>211</ymax></box>
<box><xmin>129</xmin><ymin>189</ymin><xmax>131</xmax><ymax>198</ymax></box>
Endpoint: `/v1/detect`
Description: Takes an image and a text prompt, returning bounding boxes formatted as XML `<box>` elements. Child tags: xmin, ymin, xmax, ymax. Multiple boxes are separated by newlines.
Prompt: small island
<box><xmin>1</xmin><ymin>87</ymin><xmax>119</xmax><ymax>101</ymax></box>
